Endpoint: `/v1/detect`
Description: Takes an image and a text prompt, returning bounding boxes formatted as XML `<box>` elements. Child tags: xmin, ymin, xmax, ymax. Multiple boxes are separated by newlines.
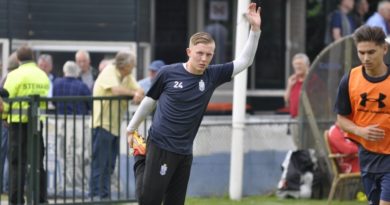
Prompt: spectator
<box><xmin>205</xmin><ymin>22</ymin><xmax>228</xmax><ymax>64</ymax></box>
<box><xmin>324</xmin><ymin>0</ymin><xmax>356</xmax><ymax>44</ymax></box>
<box><xmin>1</xmin><ymin>52</ymin><xmax>18</xmax><ymax>87</ymax></box>
<box><xmin>328</xmin><ymin>123</ymin><xmax>360</xmax><ymax>173</ymax></box>
<box><xmin>284</xmin><ymin>53</ymin><xmax>310</xmax><ymax>118</ymax></box>
<box><xmin>0</xmin><ymin>52</ymin><xmax>17</xmax><ymax>194</ymax></box>
<box><xmin>89</xmin><ymin>50</ymin><xmax>144</xmax><ymax>200</ymax></box>
<box><xmin>138</xmin><ymin>60</ymin><xmax>165</xmax><ymax>93</ymax></box>
<box><xmin>4</xmin><ymin>45</ymin><xmax>49</xmax><ymax>204</ymax></box>
<box><xmin>38</xmin><ymin>54</ymin><xmax>56</xmax><ymax>97</ymax></box>
<box><xmin>53</xmin><ymin>61</ymin><xmax>91</xmax><ymax>115</ymax></box>
<box><xmin>352</xmin><ymin>0</ymin><xmax>369</xmax><ymax>27</ymax></box>
<box><xmin>98</xmin><ymin>58</ymin><xmax>112</xmax><ymax>73</ymax></box>
<box><xmin>365</xmin><ymin>1</ymin><xmax>390</xmax><ymax>35</ymax></box>
<box><xmin>75</xmin><ymin>50</ymin><xmax>98</xmax><ymax>91</ymax></box>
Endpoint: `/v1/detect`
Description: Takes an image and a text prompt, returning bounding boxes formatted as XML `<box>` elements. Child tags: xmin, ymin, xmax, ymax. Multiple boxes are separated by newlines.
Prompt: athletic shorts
<box><xmin>361</xmin><ymin>171</ymin><xmax>390</xmax><ymax>204</ymax></box>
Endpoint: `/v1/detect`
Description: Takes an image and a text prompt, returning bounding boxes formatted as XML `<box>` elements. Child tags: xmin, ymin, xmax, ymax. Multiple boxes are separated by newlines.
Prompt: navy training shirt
<box><xmin>147</xmin><ymin>62</ymin><xmax>233</xmax><ymax>154</ymax></box>
<box><xmin>334</xmin><ymin>65</ymin><xmax>390</xmax><ymax>173</ymax></box>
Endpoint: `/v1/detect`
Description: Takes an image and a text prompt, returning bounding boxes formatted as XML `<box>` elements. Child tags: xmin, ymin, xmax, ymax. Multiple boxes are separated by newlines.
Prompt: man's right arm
<box><xmin>337</xmin><ymin>115</ymin><xmax>384</xmax><ymax>142</ymax></box>
<box><xmin>126</xmin><ymin>96</ymin><xmax>157</xmax><ymax>133</ymax></box>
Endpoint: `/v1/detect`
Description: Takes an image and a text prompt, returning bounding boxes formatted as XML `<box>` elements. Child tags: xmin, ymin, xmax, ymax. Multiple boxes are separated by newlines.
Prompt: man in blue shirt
<box><xmin>127</xmin><ymin>3</ymin><xmax>262</xmax><ymax>205</ymax></box>
<box><xmin>53</xmin><ymin>61</ymin><xmax>91</xmax><ymax>115</ymax></box>
<box><xmin>324</xmin><ymin>0</ymin><xmax>356</xmax><ymax>45</ymax></box>
<box><xmin>366</xmin><ymin>1</ymin><xmax>390</xmax><ymax>36</ymax></box>
<box><xmin>138</xmin><ymin>60</ymin><xmax>166</xmax><ymax>93</ymax></box>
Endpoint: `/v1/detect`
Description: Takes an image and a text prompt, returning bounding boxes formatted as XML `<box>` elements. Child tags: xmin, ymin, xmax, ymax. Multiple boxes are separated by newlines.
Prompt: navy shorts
<box><xmin>361</xmin><ymin>171</ymin><xmax>390</xmax><ymax>204</ymax></box>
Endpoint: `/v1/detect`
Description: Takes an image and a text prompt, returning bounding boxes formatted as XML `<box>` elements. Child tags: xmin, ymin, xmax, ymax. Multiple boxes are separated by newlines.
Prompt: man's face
<box><xmin>342</xmin><ymin>0</ymin><xmax>354</xmax><ymax>11</ymax></box>
<box><xmin>121</xmin><ymin>63</ymin><xmax>134</xmax><ymax>77</ymax></box>
<box><xmin>76</xmin><ymin>53</ymin><xmax>90</xmax><ymax>73</ymax></box>
<box><xmin>292</xmin><ymin>58</ymin><xmax>308</xmax><ymax>76</ymax></box>
<box><xmin>186</xmin><ymin>42</ymin><xmax>215</xmax><ymax>75</ymax></box>
<box><xmin>149</xmin><ymin>70</ymin><xmax>158</xmax><ymax>79</ymax></box>
<box><xmin>381</xmin><ymin>3</ymin><xmax>390</xmax><ymax>21</ymax></box>
<box><xmin>38</xmin><ymin>59</ymin><xmax>52</xmax><ymax>74</ymax></box>
<box><xmin>357</xmin><ymin>41</ymin><xmax>387</xmax><ymax>72</ymax></box>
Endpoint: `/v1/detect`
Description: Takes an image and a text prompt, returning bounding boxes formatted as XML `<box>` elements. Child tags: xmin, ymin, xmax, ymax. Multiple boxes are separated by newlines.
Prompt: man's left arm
<box><xmin>232</xmin><ymin>3</ymin><xmax>261</xmax><ymax>77</ymax></box>
<box><xmin>111</xmin><ymin>75</ymin><xmax>144</xmax><ymax>104</ymax></box>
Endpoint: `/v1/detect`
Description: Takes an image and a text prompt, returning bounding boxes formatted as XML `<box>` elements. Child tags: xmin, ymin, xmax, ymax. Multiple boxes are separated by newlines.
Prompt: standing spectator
<box><xmin>38</xmin><ymin>54</ymin><xmax>56</xmax><ymax>97</ymax></box>
<box><xmin>366</xmin><ymin>1</ymin><xmax>390</xmax><ymax>36</ymax></box>
<box><xmin>53</xmin><ymin>61</ymin><xmax>91</xmax><ymax>115</ymax></box>
<box><xmin>127</xmin><ymin>3</ymin><xmax>261</xmax><ymax>204</ymax></box>
<box><xmin>138</xmin><ymin>60</ymin><xmax>165</xmax><ymax>93</ymax></box>
<box><xmin>1</xmin><ymin>52</ymin><xmax>18</xmax><ymax>87</ymax></box>
<box><xmin>75</xmin><ymin>50</ymin><xmax>98</xmax><ymax>91</ymax></box>
<box><xmin>98</xmin><ymin>58</ymin><xmax>112</xmax><ymax>73</ymax></box>
<box><xmin>352</xmin><ymin>0</ymin><xmax>369</xmax><ymax>28</ymax></box>
<box><xmin>89</xmin><ymin>50</ymin><xmax>144</xmax><ymax>200</ymax></box>
<box><xmin>328</xmin><ymin>123</ymin><xmax>360</xmax><ymax>173</ymax></box>
<box><xmin>335</xmin><ymin>26</ymin><xmax>390</xmax><ymax>205</ymax></box>
<box><xmin>284</xmin><ymin>53</ymin><xmax>310</xmax><ymax>118</ymax></box>
<box><xmin>0</xmin><ymin>52</ymin><xmax>18</xmax><ymax>194</ymax></box>
<box><xmin>205</xmin><ymin>22</ymin><xmax>228</xmax><ymax>64</ymax></box>
<box><xmin>4</xmin><ymin>45</ymin><xmax>49</xmax><ymax>204</ymax></box>
<box><xmin>324</xmin><ymin>0</ymin><xmax>356</xmax><ymax>45</ymax></box>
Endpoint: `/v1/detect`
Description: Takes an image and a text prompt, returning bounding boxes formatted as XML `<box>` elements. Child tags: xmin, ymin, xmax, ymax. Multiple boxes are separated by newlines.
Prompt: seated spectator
<box><xmin>53</xmin><ymin>61</ymin><xmax>91</xmax><ymax>115</ymax></box>
<box><xmin>138</xmin><ymin>60</ymin><xmax>165</xmax><ymax>93</ymax></box>
<box><xmin>365</xmin><ymin>1</ymin><xmax>390</xmax><ymax>35</ymax></box>
<box><xmin>328</xmin><ymin>123</ymin><xmax>360</xmax><ymax>173</ymax></box>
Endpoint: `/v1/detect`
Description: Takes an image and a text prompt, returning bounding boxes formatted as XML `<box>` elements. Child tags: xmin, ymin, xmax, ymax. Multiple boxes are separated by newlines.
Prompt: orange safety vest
<box><xmin>347</xmin><ymin>65</ymin><xmax>390</xmax><ymax>154</ymax></box>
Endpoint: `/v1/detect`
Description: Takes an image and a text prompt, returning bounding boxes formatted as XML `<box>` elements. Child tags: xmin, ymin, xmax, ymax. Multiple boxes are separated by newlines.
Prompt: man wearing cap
<box><xmin>138</xmin><ymin>60</ymin><xmax>165</xmax><ymax>93</ymax></box>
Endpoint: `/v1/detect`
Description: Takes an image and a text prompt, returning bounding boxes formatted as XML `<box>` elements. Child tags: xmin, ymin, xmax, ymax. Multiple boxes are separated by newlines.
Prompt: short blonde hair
<box><xmin>189</xmin><ymin>32</ymin><xmax>215</xmax><ymax>47</ymax></box>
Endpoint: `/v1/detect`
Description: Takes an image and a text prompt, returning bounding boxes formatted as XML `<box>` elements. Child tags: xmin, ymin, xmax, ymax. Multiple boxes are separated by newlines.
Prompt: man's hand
<box><xmin>0</xmin><ymin>97</ymin><xmax>3</xmax><ymax>113</ymax></box>
<box><xmin>246</xmin><ymin>3</ymin><xmax>261</xmax><ymax>31</ymax></box>
<box><xmin>287</xmin><ymin>74</ymin><xmax>297</xmax><ymax>88</ymax></box>
<box><xmin>356</xmin><ymin>124</ymin><xmax>385</xmax><ymax>141</ymax></box>
<box><xmin>127</xmin><ymin>131</ymin><xmax>135</xmax><ymax>148</ymax></box>
<box><xmin>133</xmin><ymin>89</ymin><xmax>144</xmax><ymax>104</ymax></box>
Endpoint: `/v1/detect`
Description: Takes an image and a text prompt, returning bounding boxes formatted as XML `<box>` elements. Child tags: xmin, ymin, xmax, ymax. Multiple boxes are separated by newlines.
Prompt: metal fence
<box><xmin>0</xmin><ymin>95</ymin><xmax>139</xmax><ymax>205</ymax></box>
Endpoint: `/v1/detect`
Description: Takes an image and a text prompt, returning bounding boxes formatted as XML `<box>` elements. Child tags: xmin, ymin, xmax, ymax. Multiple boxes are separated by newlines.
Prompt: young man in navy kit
<box><xmin>127</xmin><ymin>3</ymin><xmax>262</xmax><ymax>205</ymax></box>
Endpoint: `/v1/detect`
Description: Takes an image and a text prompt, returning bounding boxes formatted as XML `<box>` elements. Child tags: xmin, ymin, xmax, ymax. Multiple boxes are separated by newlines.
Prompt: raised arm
<box><xmin>232</xmin><ymin>3</ymin><xmax>262</xmax><ymax>77</ymax></box>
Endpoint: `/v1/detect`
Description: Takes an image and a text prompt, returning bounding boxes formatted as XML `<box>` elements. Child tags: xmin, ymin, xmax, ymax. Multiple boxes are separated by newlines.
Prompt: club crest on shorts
<box><xmin>160</xmin><ymin>163</ymin><xmax>168</xmax><ymax>176</ymax></box>
<box><xmin>199</xmin><ymin>79</ymin><xmax>205</xmax><ymax>91</ymax></box>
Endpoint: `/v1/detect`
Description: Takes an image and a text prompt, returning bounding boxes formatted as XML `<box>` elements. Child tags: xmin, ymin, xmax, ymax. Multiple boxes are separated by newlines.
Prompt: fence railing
<box><xmin>0</xmin><ymin>95</ymin><xmax>139</xmax><ymax>205</ymax></box>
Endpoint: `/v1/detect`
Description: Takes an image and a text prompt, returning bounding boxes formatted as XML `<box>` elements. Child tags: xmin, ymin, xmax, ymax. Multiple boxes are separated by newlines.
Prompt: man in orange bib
<box><xmin>335</xmin><ymin>25</ymin><xmax>390</xmax><ymax>205</ymax></box>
